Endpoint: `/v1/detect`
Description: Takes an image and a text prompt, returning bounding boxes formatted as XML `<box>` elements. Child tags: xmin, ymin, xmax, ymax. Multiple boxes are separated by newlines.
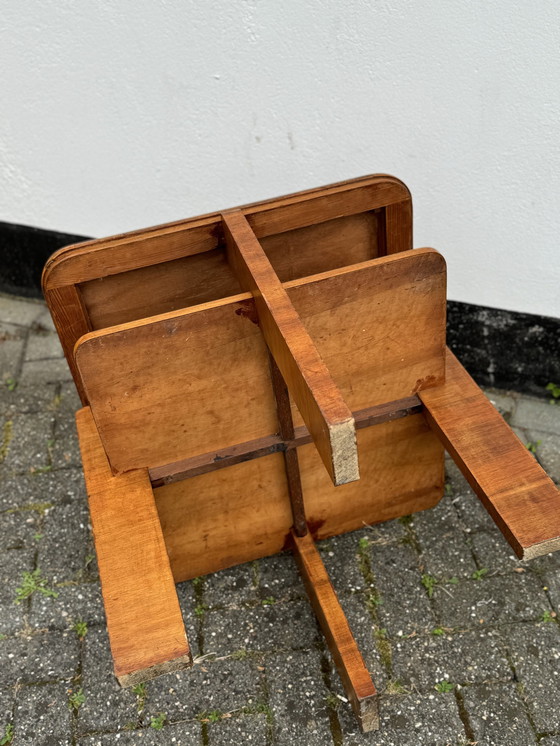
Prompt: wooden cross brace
<box><xmin>44</xmin><ymin>175</ymin><xmax>560</xmax><ymax>733</ymax></box>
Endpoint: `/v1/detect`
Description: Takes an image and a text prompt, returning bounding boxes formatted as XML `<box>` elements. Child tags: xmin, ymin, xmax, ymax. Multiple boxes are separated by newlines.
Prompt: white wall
<box><xmin>1</xmin><ymin>1</ymin><xmax>559</xmax><ymax>317</ymax></box>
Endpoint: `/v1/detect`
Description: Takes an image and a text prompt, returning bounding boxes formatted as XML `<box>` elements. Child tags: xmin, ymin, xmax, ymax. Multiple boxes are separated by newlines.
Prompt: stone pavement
<box><xmin>1</xmin><ymin>290</ymin><xmax>559</xmax><ymax>746</ymax></box>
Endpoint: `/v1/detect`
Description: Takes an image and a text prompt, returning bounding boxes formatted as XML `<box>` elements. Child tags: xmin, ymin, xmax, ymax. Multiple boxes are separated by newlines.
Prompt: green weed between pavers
<box><xmin>421</xmin><ymin>574</ymin><xmax>458</xmax><ymax>598</ymax></box>
<box><xmin>0</xmin><ymin>723</ymin><xmax>13</xmax><ymax>746</ymax></box>
<box><xmin>14</xmin><ymin>569</ymin><xmax>58</xmax><ymax>603</ymax></box>
<box><xmin>194</xmin><ymin>603</ymin><xmax>208</xmax><ymax>617</ymax></box>
<box><xmin>385</xmin><ymin>679</ymin><xmax>406</xmax><ymax>695</ymax></box>
<box><xmin>73</xmin><ymin>620</ymin><xmax>88</xmax><ymax>639</ymax></box>
<box><xmin>150</xmin><ymin>712</ymin><xmax>167</xmax><ymax>730</ymax></box>
<box><xmin>4</xmin><ymin>378</ymin><xmax>17</xmax><ymax>392</ymax></box>
<box><xmin>432</xmin><ymin>627</ymin><xmax>446</xmax><ymax>636</ymax></box>
<box><xmin>374</xmin><ymin>628</ymin><xmax>392</xmax><ymax>670</ymax></box>
<box><xmin>261</xmin><ymin>596</ymin><xmax>276</xmax><ymax>606</ymax></box>
<box><xmin>132</xmin><ymin>682</ymin><xmax>147</xmax><ymax>713</ymax></box>
<box><xmin>542</xmin><ymin>610</ymin><xmax>557</xmax><ymax>623</ymax></box>
<box><xmin>0</xmin><ymin>420</ymin><xmax>13</xmax><ymax>462</ymax></box>
<box><xmin>434</xmin><ymin>680</ymin><xmax>454</xmax><ymax>693</ymax></box>
<box><xmin>526</xmin><ymin>440</ymin><xmax>541</xmax><ymax>454</ymax></box>
<box><xmin>546</xmin><ymin>382</ymin><xmax>560</xmax><ymax>404</ymax></box>
<box><xmin>471</xmin><ymin>568</ymin><xmax>489</xmax><ymax>581</ymax></box>
<box><xmin>68</xmin><ymin>687</ymin><xmax>85</xmax><ymax>710</ymax></box>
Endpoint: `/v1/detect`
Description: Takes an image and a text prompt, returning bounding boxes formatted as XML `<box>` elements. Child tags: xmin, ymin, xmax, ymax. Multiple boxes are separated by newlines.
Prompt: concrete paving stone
<box><xmin>0</xmin><ymin>508</ymin><xmax>42</xmax><ymax>549</ymax></box>
<box><xmin>267</xmin><ymin>648</ymin><xmax>334</xmax><ymax>745</ymax></box>
<box><xmin>451</xmin><ymin>487</ymin><xmax>497</xmax><ymax>534</ymax></box>
<box><xmin>52</xmin><ymin>413</ymin><xmax>81</xmax><ymax>468</ymax></box>
<box><xmin>55</xmin><ymin>382</ymin><xmax>82</xmax><ymax>416</ymax></box>
<box><xmin>145</xmin><ymin>657</ymin><xmax>266</xmax><ymax>722</ymax></box>
<box><xmin>78</xmin><ymin>626</ymin><xmax>138</xmax><ymax>733</ymax></box>
<box><xmin>79</xmin><ymin>721</ymin><xmax>202</xmax><ymax>745</ymax></box>
<box><xmin>207</xmin><ymin>713</ymin><xmax>269</xmax><ymax>745</ymax></box>
<box><xmin>392</xmin><ymin>628</ymin><xmax>511</xmax><ymax>692</ymax></box>
<box><xmin>32</xmin><ymin>308</ymin><xmax>57</xmax><ymax>334</ymax></box>
<box><xmin>203</xmin><ymin>599</ymin><xmax>319</xmax><ymax>656</ymax></box>
<box><xmin>483</xmin><ymin>388</ymin><xmax>518</xmax><ymax>421</ymax></box>
<box><xmin>37</xmin><ymin>499</ymin><xmax>90</xmax><ymax>583</ymax></box>
<box><xmin>24</xmin><ymin>331</ymin><xmax>64</xmax><ymax>361</ymax></box>
<box><xmin>0</xmin><ymin>381</ymin><xmax>58</xmax><ymax>416</ymax></box>
<box><xmin>30</xmin><ymin>581</ymin><xmax>105</xmax><ymax>630</ymax></box>
<box><xmin>203</xmin><ymin>561</ymin><xmax>259</xmax><ymax>608</ymax></box>
<box><xmin>338</xmin><ymin>691</ymin><xmax>465</xmax><ymax>746</ymax></box>
<box><xmin>414</xmin><ymin>498</ymin><xmax>477</xmax><ymax>579</ymax></box>
<box><xmin>13</xmin><ymin>680</ymin><xmax>73</xmax><ymax>746</ymax></box>
<box><xmin>431</xmin><ymin>571</ymin><xmax>548</xmax><ymax>628</ymax></box>
<box><xmin>0</xmin><ymin>322</ymin><xmax>25</xmax><ymax>382</ymax></box>
<box><xmin>0</xmin><ymin>466</ymin><xmax>86</xmax><ymax>512</ymax></box>
<box><xmin>19</xmin><ymin>357</ymin><xmax>73</xmax><ymax>385</ymax></box>
<box><xmin>526</xmin><ymin>428</ymin><xmax>560</xmax><ymax>484</ymax></box>
<box><xmin>369</xmin><ymin>542</ymin><xmax>436</xmax><ymax>637</ymax></box>
<box><xmin>0</xmin><ymin>295</ymin><xmax>43</xmax><ymax>327</ymax></box>
<box><xmin>0</xmin><ymin>685</ymin><xmax>14</xmax><ymax>722</ymax></box>
<box><xmin>543</xmin><ymin>567</ymin><xmax>560</xmax><ymax>612</ymax></box>
<box><xmin>257</xmin><ymin>552</ymin><xmax>304</xmax><ymax>602</ymax></box>
<box><xmin>540</xmin><ymin>739</ymin><xmax>560</xmax><ymax>746</ymax></box>
<box><xmin>0</xmin><ymin>630</ymin><xmax>79</xmax><ymax>686</ymax></box>
<box><xmin>512</xmin><ymin>396</ymin><xmax>560</xmax><ymax>436</ymax></box>
<box><xmin>469</xmin><ymin>530</ymin><xmax>526</xmax><ymax>574</ymax></box>
<box><xmin>460</xmin><ymin>681</ymin><xmax>535</xmax><ymax>746</ymax></box>
<box><xmin>334</xmin><ymin>592</ymin><xmax>390</xmax><ymax>692</ymax></box>
<box><xmin>320</xmin><ymin>529</ymin><xmax>376</xmax><ymax>593</ymax></box>
<box><xmin>506</xmin><ymin>622</ymin><xmax>560</xmax><ymax>732</ymax></box>
<box><xmin>0</xmin><ymin>549</ymin><xmax>35</xmax><ymax>635</ymax></box>
<box><xmin>2</xmin><ymin>411</ymin><xmax>54</xmax><ymax>472</ymax></box>
<box><xmin>365</xmin><ymin>517</ymin><xmax>408</xmax><ymax>544</ymax></box>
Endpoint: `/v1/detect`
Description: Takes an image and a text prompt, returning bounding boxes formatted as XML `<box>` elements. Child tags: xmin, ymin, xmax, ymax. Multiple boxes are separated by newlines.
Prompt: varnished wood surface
<box><xmin>76</xmin><ymin>407</ymin><xmax>192</xmax><ymax>686</ymax></box>
<box><xmin>223</xmin><ymin>209</ymin><xmax>358</xmax><ymax>486</ymax></box>
<box><xmin>43</xmin><ymin>174</ymin><xmax>410</xmax><ymax>288</ymax></box>
<box><xmin>155</xmin><ymin>414</ymin><xmax>444</xmax><ymax>582</ymax></box>
<box><xmin>148</xmin><ymin>396</ymin><xmax>423</xmax><ymax>487</ymax></box>
<box><xmin>75</xmin><ymin>249</ymin><xmax>445</xmax><ymax>477</ymax></box>
<box><xmin>292</xmin><ymin>531</ymin><xmax>378</xmax><ymax>732</ymax></box>
<box><xmin>420</xmin><ymin>350</ymin><xmax>560</xmax><ymax>559</ymax></box>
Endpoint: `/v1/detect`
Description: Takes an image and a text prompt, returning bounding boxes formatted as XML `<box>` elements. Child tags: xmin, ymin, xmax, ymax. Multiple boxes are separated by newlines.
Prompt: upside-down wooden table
<box><xmin>43</xmin><ymin>175</ymin><xmax>560</xmax><ymax>732</ymax></box>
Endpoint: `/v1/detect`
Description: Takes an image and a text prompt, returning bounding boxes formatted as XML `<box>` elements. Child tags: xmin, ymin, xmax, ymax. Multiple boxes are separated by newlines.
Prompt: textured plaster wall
<box><xmin>1</xmin><ymin>1</ymin><xmax>559</xmax><ymax>317</ymax></box>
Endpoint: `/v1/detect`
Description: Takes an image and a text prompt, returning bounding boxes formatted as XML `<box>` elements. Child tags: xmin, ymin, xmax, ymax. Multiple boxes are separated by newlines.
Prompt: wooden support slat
<box><xmin>223</xmin><ymin>210</ymin><xmax>359</xmax><ymax>487</ymax></box>
<box><xmin>149</xmin><ymin>396</ymin><xmax>422</xmax><ymax>487</ymax></box>
<box><xmin>292</xmin><ymin>530</ymin><xmax>378</xmax><ymax>732</ymax></box>
<box><xmin>76</xmin><ymin>407</ymin><xmax>192</xmax><ymax>685</ymax></box>
<box><xmin>269</xmin><ymin>353</ymin><xmax>307</xmax><ymax>536</ymax></box>
<box><xmin>420</xmin><ymin>349</ymin><xmax>560</xmax><ymax>560</ymax></box>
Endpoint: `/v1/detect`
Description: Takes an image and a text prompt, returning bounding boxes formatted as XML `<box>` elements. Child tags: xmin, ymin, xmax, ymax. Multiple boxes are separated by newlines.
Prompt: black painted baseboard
<box><xmin>0</xmin><ymin>220</ymin><xmax>90</xmax><ymax>298</ymax></box>
<box><xmin>1</xmin><ymin>220</ymin><xmax>558</xmax><ymax>396</ymax></box>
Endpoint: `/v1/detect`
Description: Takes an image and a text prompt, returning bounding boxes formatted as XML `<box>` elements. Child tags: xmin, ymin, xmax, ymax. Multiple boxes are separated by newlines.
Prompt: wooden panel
<box><xmin>80</xmin><ymin>248</ymin><xmax>242</xmax><ymax>330</ymax></box>
<box><xmin>76</xmin><ymin>250</ymin><xmax>444</xmax><ymax>475</ymax></box>
<box><xmin>155</xmin><ymin>415</ymin><xmax>444</xmax><ymax>582</ymax></box>
<box><xmin>44</xmin><ymin>285</ymin><xmax>91</xmax><ymax>404</ymax></box>
<box><xmin>292</xmin><ymin>531</ymin><xmax>378</xmax><ymax>732</ymax></box>
<box><xmin>43</xmin><ymin>174</ymin><xmax>410</xmax><ymax>289</ymax></box>
<box><xmin>76</xmin><ymin>407</ymin><xmax>191</xmax><ymax>686</ymax></box>
<box><xmin>260</xmin><ymin>211</ymin><xmax>379</xmax><ymax>283</ymax></box>
<box><xmin>75</xmin><ymin>249</ymin><xmax>446</xmax><ymax>476</ymax></box>
<box><xmin>385</xmin><ymin>200</ymin><xmax>413</xmax><ymax>254</ymax></box>
<box><xmin>76</xmin><ymin>294</ymin><xmax>278</xmax><ymax>472</ymax></box>
<box><xmin>420</xmin><ymin>350</ymin><xmax>560</xmax><ymax>560</ymax></box>
<box><xmin>223</xmin><ymin>210</ymin><xmax>358</xmax><ymax>487</ymax></box>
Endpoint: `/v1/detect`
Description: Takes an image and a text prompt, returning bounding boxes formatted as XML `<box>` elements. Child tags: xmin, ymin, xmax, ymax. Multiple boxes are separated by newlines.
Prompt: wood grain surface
<box><xmin>421</xmin><ymin>350</ymin><xmax>560</xmax><ymax>560</ymax></box>
<box><xmin>223</xmin><ymin>209</ymin><xmax>358</xmax><ymax>486</ymax></box>
<box><xmin>76</xmin><ymin>407</ymin><xmax>192</xmax><ymax>686</ymax></box>
<box><xmin>292</xmin><ymin>530</ymin><xmax>378</xmax><ymax>732</ymax></box>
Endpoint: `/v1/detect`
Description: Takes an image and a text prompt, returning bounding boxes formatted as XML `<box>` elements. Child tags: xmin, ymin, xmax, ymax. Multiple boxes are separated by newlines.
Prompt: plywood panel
<box><xmin>75</xmin><ymin>249</ymin><xmax>446</xmax><ymax>475</ymax></box>
<box><xmin>154</xmin><ymin>415</ymin><xmax>444</xmax><ymax>582</ymax></box>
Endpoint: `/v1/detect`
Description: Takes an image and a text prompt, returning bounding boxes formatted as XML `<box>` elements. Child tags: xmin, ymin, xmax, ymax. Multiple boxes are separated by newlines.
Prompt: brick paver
<box><xmin>1</xmin><ymin>291</ymin><xmax>559</xmax><ymax>745</ymax></box>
